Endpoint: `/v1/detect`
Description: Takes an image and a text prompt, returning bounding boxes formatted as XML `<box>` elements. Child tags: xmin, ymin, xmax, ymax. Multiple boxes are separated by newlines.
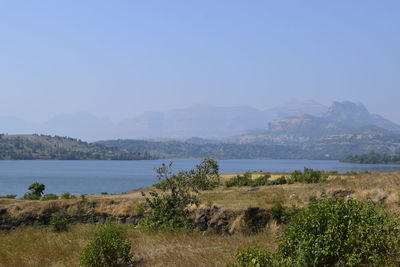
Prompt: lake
<box><xmin>1</xmin><ymin>159</ymin><xmax>400</xmax><ymax>197</ymax></box>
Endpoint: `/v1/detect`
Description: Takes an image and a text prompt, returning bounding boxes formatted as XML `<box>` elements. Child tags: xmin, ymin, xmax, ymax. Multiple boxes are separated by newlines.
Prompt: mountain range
<box><xmin>98</xmin><ymin>101</ymin><xmax>400</xmax><ymax>159</ymax></box>
<box><xmin>2</xmin><ymin>100</ymin><xmax>400</xmax><ymax>160</ymax></box>
<box><xmin>0</xmin><ymin>100</ymin><xmax>329</xmax><ymax>141</ymax></box>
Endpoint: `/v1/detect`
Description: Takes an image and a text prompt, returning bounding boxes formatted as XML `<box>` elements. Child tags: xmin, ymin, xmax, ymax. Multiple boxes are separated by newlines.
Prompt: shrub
<box><xmin>278</xmin><ymin>197</ymin><xmax>400</xmax><ymax>266</ymax></box>
<box><xmin>49</xmin><ymin>212</ymin><xmax>69</xmax><ymax>232</ymax></box>
<box><xmin>23</xmin><ymin>182</ymin><xmax>45</xmax><ymax>200</ymax></box>
<box><xmin>225</xmin><ymin>172</ymin><xmax>253</xmax><ymax>187</ymax></box>
<box><xmin>154</xmin><ymin>158</ymin><xmax>220</xmax><ymax>191</ymax></box>
<box><xmin>80</xmin><ymin>220</ymin><xmax>134</xmax><ymax>267</ymax></box>
<box><xmin>270</xmin><ymin>176</ymin><xmax>289</xmax><ymax>185</ymax></box>
<box><xmin>229</xmin><ymin>244</ymin><xmax>272</xmax><ymax>267</ymax></box>
<box><xmin>252</xmin><ymin>174</ymin><xmax>271</xmax><ymax>186</ymax></box>
<box><xmin>42</xmin><ymin>193</ymin><xmax>59</xmax><ymax>200</ymax></box>
<box><xmin>270</xmin><ymin>203</ymin><xmax>302</xmax><ymax>225</ymax></box>
<box><xmin>140</xmin><ymin>159</ymin><xmax>219</xmax><ymax>230</ymax></box>
<box><xmin>60</xmin><ymin>192</ymin><xmax>75</xmax><ymax>199</ymax></box>
<box><xmin>290</xmin><ymin>168</ymin><xmax>327</xmax><ymax>183</ymax></box>
<box><xmin>0</xmin><ymin>194</ymin><xmax>17</xmax><ymax>199</ymax></box>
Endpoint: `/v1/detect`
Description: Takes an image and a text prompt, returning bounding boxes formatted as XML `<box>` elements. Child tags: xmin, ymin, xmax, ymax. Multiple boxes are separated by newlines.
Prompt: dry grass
<box><xmin>0</xmin><ymin>224</ymin><xmax>280</xmax><ymax>267</ymax></box>
<box><xmin>2</xmin><ymin>171</ymin><xmax>400</xmax><ymax>266</ymax></box>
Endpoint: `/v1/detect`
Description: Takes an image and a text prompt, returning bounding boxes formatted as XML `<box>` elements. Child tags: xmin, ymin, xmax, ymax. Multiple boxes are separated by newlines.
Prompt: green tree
<box><xmin>140</xmin><ymin>158</ymin><xmax>219</xmax><ymax>230</ymax></box>
<box><xmin>23</xmin><ymin>182</ymin><xmax>45</xmax><ymax>200</ymax></box>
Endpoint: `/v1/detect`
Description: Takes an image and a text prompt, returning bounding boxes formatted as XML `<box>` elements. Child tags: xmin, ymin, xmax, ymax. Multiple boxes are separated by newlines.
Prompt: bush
<box><xmin>42</xmin><ymin>193</ymin><xmax>59</xmax><ymax>200</ymax></box>
<box><xmin>270</xmin><ymin>176</ymin><xmax>290</xmax><ymax>185</ymax></box>
<box><xmin>60</xmin><ymin>192</ymin><xmax>75</xmax><ymax>199</ymax></box>
<box><xmin>278</xmin><ymin>197</ymin><xmax>400</xmax><ymax>266</ymax></box>
<box><xmin>49</xmin><ymin>212</ymin><xmax>69</xmax><ymax>232</ymax></box>
<box><xmin>80</xmin><ymin>220</ymin><xmax>134</xmax><ymax>267</ymax></box>
<box><xmin>229</xmin><ymin>244</ymin><xmax>272</xmax><ymax>267</ymax></box>
<box><xmin>140</xmin><ymin>158</ymin><xmax>219</xmax><ymax>230</ymax></box>
<box><xmin>154</xmin><ymin>158</ymin><xmax>220</xmax><ymax>191</ymax></box>
<box><xmin>23</xmin><ymin>182</ymin><xmax>45</xmax><ymax>200</ymax></box>
<box><xmin>252</xmin><ymin>174</ymin><xmax>271</xmax><ymax>186</ymax></box>
<box><xmin>225</xmin><ymin>173</ymin><xmax>271</xmax><ymax>187</ymax></box>
<box><xmin>0</xmin><ymin>194</ymin><xmax>17</xmax><ymax>199</ymax></box>
<box><xmin>290</xmin><ymin>168</ymin><xmax>327</xmax><ymax>183</ymax></box>
<box><xmin>225</xmin><ymin>172</ymin><xmax>253</xmax><ymax>187</ymax></box>
<box><xmin>270</xmin><ymin>203</ymin><xmax>302</xmax><ymax>225</ymax></box>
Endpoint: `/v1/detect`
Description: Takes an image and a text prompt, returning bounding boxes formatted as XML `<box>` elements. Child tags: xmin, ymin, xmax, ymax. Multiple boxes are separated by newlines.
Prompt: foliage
<box><xmin>290</xmin><ymin>168</ymin><xmax>327</xmax><ymax>183</ymax></box>
<box><xmin>229</xmin><ymin>244</ymin><xmax>272</xmax><ymax>267</ymax></box>
<box><xmin>225</xmin><ymin>173</ymin><xmax>271</xmax><ymax>187</ymax></box>
<box><xmin>23</xmin><ymin>182</ymin><xmax>45</xmax><ymax>200</ymax></box>
<box><xmin>79</xmin><ymin>220</ymin><xmax>134</xmax><ymax>267</ymax></box>
<box><xmin>141</xmin><ymin>158</ymin><xmax>219</xmax><ymax>230</ymax></box>
<box><xmin>225</xmin><ymin>172</ymin><xmax>253</xmax><ymax>187</ymax></box>
<box><xmin>277</xmin><ymin>197</ymin><xmax>400</xmax><ymax>266</ymax></box>
<box><xmin>0</xmin><ymin>194</ymin><xmax>16</xmax><ymax>199</ymax></box>
<box><xmin>252</xmin><ymin>174</ymin><xmax>271</xmax><ymax>186</ymax></box>
<box><xmin>42</xmin><ymin>193</ymin><xmax>59</xmax><ymax>200</ymax></box>
<box><xmin>155</xmin><ymin>158</ymin><xmax>220</xmax><ymax>191</ymax></box>
<box><xmin>343</xmin><ymin>151</ymin><xmax>400</xmax><ymax>164</ymax></box>
<box><xmin>269</xmin><ymin>176</ymin><xmax>290</xmax><ymax>185</ymax></box>
<box><xmin>270</xmin><ymin>203</ymin><xmax>302</xmax><ymax>225</ymax></box>
<box><xmin>0</xmin><ymin>134</ymin><xmax>155</xmax><ymax>160</ymax></box>
<box><xmin>60</xmin><ymin>192</ymin><xmax>75</xmax><ymax>199</ymax></box>
<box><xmin>49</xmin><ymin>212</ymin><xmax>69</xmax><ymax>232</ymax></box>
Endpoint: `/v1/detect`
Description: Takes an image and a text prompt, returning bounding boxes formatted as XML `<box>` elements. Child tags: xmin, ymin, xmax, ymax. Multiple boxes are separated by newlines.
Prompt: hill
<box><xmin>0</xmin><ymin>134</ymin><xmax>154</xmax><ymax>160</ymax></box>
<box><xmin>99</xmin><ymin>102</ymin><xmax>400</xmax><ymax>160</ymax></box>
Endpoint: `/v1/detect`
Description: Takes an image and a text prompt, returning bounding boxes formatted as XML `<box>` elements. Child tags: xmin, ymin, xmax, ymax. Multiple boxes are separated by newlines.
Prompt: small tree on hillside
<box><xmin>140</xmin><ymin>158</ymin><xmax>220</xmax><ymax>230</ymax></box>
<box><xmin>23</xmin><ymin>182</ymin><xmax>45</xmax><ymax>200</ymax></box>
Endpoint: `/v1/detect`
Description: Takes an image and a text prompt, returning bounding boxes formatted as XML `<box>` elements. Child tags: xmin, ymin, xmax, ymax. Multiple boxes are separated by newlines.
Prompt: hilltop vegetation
<box><xmin>0</xmin><ymin>134</ymin><xmax>154</xmax><ymax>160</ymax></box>
<box><xmin>343</xmin><ymin>151</ymin><xmax>400</xmax><ymax>164</ymax></box>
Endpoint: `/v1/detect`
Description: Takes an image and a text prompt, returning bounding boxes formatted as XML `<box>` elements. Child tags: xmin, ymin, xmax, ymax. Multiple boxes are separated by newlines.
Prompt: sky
<box><xmin>0</xmin><ymin>0</ymin><xmax>399</xmax><ymax>123</ymax></box>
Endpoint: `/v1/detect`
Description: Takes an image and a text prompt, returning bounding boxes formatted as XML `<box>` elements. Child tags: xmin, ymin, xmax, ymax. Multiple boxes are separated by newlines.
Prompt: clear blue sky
<box><xmin>1</xmin><ymin>1</ymin><xmax>399</xmax><ymax>123</ymax></box>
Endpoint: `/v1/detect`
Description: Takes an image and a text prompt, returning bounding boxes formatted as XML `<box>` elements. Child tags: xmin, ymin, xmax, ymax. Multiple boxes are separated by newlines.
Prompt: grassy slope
<box><xmin>1</xmin><ymin>171</ymin><xmax>400</xmax><ymax>266</ymax></box>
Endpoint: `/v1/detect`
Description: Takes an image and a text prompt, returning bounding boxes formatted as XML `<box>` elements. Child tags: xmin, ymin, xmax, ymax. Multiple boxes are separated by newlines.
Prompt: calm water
<box><xmin>1</xmin><ymin>159</ymin><xmax>400</xmax><ymax>197</ymax></box>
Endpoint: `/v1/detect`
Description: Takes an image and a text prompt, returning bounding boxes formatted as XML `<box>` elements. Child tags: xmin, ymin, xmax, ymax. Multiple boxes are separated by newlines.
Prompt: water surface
<box><xmin>1</xmin><ymin>159</ymin><xmax>400</xmax><ymax>197</ymax></box>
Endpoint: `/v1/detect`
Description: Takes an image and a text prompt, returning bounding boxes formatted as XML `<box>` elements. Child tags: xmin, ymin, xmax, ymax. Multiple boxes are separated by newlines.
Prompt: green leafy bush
<box><xmin>278</xmin><ymin>197</ymin><xmax>400</xmax><ymax>266</ymax></box>
<box><xmin>23</xmin><ymin>182</ymin><xmax>45</xmax><ymax>200</ymax></box>
<box><xmin>225</xmin><ymin>173</ymin><xmax>271</xmax><ymax>187</ymax></box>
<box><xmin>290</xmin><ymin>168</ymin><xmax>327</xmax><ymax>183</ymax></box>
<box><xmin>229</xmin><ymin>244</ymin><xmax>272</xmax><ymax>267</ymax></box>
<box><xmin>252</xmin><ymin>174</ymin><xmax>271</xmax><ymax>186</ymax></box>
<box><xmin>0</xmin><ymin>194</ymin><xmax>17</xmax><ymax>199</ymax></box>
<box><xmin>42</xmin><ymin>193</ymin><xmax>59</xmax><ymax>200</ymax></box>
<box><xmin>154</xmin><ymin>158</ymin><xmax>220</xmax><ymax>191</ymax></box>
<box><xmin>80</xmin><ymin>220</ymin><xmax>134</xmax><ymax>267</ymax></box>
<box><xmin>270</xmin><ymin>176</ymin><xmax>290</xmax><ymax>185</ymax></box>
<box><xmin>49</xmin><ymin>212</ymin><xmax>69</xmax><ymax>232</ymax></box>
<box><xmin>60</xmin><ymin>192</ymin><xmax>75</xmax><ymax>199</ymax></box>
<box><xmin>225</xmin><ymin>172</ymin><xmax>253</xmax><ymax>187</ymax></box>
<box><xmin>141</xmin><ymin>158</ymin><xmax>219</xmax><ymax>230</ymax></box>
<box><xmin>270</xmin><ymin>203</ymin><xmax>302</xmax><ymax>225</ymax></box>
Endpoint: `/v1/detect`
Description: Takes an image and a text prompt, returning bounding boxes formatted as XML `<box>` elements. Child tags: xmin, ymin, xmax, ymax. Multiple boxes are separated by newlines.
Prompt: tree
<box><xmin>140</xmin><ymin>158</ymin><xmax>220</xmax><ymax>230</ymax></box>
<box><xmin>23</xmin><ymin>182</ymin><xmax>45</xmax><ymax>200</ymax></box>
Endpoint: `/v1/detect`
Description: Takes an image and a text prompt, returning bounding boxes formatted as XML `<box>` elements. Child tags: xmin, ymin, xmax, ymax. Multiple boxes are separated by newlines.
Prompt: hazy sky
<box><xmin>1</xmin><ymin>1</ymin><xmax>399</xmax><ymax>123</ymax></box>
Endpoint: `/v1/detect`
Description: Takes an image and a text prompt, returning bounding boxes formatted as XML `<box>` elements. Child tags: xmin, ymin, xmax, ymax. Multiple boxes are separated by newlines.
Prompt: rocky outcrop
<box><xmin>1</xmin><ymin>201</ymin><xmax>273</xmax><ymax>235</ymax></box>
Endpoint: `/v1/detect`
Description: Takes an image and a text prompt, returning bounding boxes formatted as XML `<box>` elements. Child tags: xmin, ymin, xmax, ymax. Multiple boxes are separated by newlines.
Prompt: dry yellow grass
<box><xmin>2</xmin><ymin>171</ymin><xmax>400</xmax><ymax>266</ymax></box>
<box><xmin>0</xmin><ymin>224</ymin><xmax>279</xmax><ymax>267</ymax></box>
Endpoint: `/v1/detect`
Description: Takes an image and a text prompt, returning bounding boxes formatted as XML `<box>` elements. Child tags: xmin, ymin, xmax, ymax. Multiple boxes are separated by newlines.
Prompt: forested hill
<box><xmin>0</xmin><ymin>134</ymin><xmax>155</xmax><ymax>160</ymax></box>
<box><xmin>342</xmin><ymin>151</ymin><xmax>400</xmax><ymax>164</ymax></box>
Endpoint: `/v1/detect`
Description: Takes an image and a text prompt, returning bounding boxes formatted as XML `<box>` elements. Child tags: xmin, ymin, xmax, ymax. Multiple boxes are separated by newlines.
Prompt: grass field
<box><xmin>1</xmin><ymin>171</ymin><xmax>400</xmax><ymax>266</ymax></box>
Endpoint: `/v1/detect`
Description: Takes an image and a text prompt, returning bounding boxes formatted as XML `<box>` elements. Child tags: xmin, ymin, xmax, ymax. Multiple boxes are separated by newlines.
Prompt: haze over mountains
<box><xmin>0</xmin><ymin>100</ymin><xmax>328</xmax><ymax>141</ymax></box>
<box><xmin>1</xmin><ymin>100</ymin><xmax>399</xmax><ymax>144</ymax></box>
